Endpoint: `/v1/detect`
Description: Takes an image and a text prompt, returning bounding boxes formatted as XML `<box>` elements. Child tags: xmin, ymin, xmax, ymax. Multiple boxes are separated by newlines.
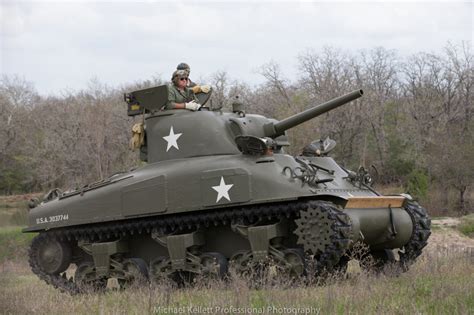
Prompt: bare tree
<box><xmin>0</xmin><ymin>76</ymin><xmax>40</xmax><ymax>193</ymax></box>
<box><xmin>258</xmin><ymin>61</ymin><xmax>293</xmax><ymax>109</ymax></box>
<box><xmin>357</xmin><ymin>47</ymin><xmax>400</xmax><ymax>172</ymax></box>
<box><xmin>209</xmin><ymin>71</ymin><xmax>229</xmax><ymax>109</ymax></box>
<box><xmin>0</xmin><ymin>43</ymin><xmax>472</xmax><ymax>214</ymax></box>
<box><xmin>297</xmin><ymin>47</ymin><xmax>366</xmax><ymax>165</ymax></box>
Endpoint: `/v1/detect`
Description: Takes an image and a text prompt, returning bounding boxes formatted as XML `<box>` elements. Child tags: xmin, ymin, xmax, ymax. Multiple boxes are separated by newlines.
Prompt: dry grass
<box><xmin>1</xmin><ymin>233</ymin><xmax>473</xmax><ymax>315</ymax></box>
<box><xmin>0</xmin><ymin>194</ymin><xmax>39</xmax><ymax>227</ymax></box>
<box><xmin>1</xmin><ymin>192</ymin><xmax>473</xmax><ymax>315</ymax></box>
<box><xmin>375</xmin><ymin>184</ymin><xmax>474</xmax><ymax>217</ymax></box>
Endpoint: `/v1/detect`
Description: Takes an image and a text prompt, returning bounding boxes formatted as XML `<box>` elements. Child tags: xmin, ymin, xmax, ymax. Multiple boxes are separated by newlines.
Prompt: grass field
<box><xmin>0</xmin><ymin>243</ymin><xmax>473</xmax><ymax>314</ymax></box>
<box><xmin>0</xmin><ymin>196</ymin><xmax>473</xmax><ymax>315</ymax></box>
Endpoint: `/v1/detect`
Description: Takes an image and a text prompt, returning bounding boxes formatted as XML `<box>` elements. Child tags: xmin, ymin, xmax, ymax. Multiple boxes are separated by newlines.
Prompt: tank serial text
<box><xmin>36</xmin><ymin>214</ymin><xmax>69</xmax><ymax>224</ymax></box>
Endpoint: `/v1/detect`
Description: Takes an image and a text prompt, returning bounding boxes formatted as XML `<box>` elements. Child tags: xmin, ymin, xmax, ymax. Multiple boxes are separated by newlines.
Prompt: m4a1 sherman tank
<box><xmin>24</xmin><ymin>86</ymin><xmax>431</xmax><ymax>293</ymax></box>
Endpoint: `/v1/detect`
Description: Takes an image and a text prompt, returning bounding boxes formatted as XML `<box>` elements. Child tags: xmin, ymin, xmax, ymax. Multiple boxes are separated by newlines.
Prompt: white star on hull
<box><xmin>212</xmin><ymin>176</ymin><xmax>234</xmax><ymax>203</ymax></box>
<box><xmin>163</xmin><ymin>126</ymin><xmax>182</xmax><ymax>152</ymax></box>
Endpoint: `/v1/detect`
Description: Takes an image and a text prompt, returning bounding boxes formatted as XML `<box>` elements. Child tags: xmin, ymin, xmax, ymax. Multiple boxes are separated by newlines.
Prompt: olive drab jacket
<box><xmin>165</xmin><ymin>84</ymin><xmax>198</xmax><ymax>110</ymax></box>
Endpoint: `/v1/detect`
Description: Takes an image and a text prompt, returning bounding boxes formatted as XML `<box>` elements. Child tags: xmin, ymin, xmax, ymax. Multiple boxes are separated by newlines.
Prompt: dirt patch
<box><xmin>0</xmin><ymin>194</ymin><xmax>40</xmax><ymax>204</ymax></box>
<box><xmin>425</xmin><ymin>228</ymin><xmax>474</xmax><ymax>259</ymax></box>
<box><xmin>432</xmin><ymin>217</ymin><xmax>461</xmax><ymax>228</ymax></box>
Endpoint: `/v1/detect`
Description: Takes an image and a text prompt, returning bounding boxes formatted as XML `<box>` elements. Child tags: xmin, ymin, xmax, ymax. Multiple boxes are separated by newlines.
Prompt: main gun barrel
<box><xmin>265</xmin><ymin>89</ymin><xmax>364</xmax><ymax>137</ymax></box>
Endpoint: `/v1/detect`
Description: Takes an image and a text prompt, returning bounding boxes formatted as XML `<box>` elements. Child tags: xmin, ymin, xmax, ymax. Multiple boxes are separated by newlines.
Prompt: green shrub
<box><xmin>0</xmin><ymin>227</ymin><xmax>36</xmax><ymax>262</ymax></box>
<box><xmin>406</xmin><ymin>169</ymin><xmax>429</xmax><ymax>199</ymax></box>
<box><xmin>458</xmin><ymin>215</ymin><xmax>474</xmax><ymax>238</ymax></box>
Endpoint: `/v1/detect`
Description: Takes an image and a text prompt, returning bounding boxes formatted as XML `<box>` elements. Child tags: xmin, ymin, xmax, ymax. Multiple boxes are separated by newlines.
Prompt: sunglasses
<box><xmin>179</xmin><ymin>77</ymin><xmax>189</xmax><ymax>81</ymax></box>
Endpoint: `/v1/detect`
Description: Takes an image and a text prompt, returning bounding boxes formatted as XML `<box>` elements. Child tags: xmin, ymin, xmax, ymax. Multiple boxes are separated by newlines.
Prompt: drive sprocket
<box><xmin>294</xmin><ymin>201</ymin><xmax>353</xmax><ymax>272</ymax></box>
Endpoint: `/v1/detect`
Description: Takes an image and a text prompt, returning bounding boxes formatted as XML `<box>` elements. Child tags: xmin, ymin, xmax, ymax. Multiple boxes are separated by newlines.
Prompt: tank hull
<box><xmin>24</xmin><ymin>152</ymin><xmax>418</xmax><ymax>264</ymax></box>
<box><xmin>24</xmin><ymin>154</ymin><xmax>381</xmax><ymax>232</ymax></box>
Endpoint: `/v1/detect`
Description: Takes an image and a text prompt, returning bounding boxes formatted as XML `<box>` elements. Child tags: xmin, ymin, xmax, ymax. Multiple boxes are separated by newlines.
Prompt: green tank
<box><xmin>24</xmin><ymin>86</ymin><xmax>431</xmax><ymax>293</ymax></box>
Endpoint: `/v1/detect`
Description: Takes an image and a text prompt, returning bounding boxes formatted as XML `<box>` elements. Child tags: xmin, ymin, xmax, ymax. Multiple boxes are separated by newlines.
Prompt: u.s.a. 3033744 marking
<box><xmin>36</xmin><ymin>214</ymin><xmax>69</xmax><ymax>224</ymax></box>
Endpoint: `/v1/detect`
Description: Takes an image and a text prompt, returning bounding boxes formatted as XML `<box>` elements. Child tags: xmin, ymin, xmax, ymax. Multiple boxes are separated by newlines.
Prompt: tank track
<box><xmin>294</xmin><ymin>201</ymin><xmax>353</xmax><ymax>271</ymax></box>
<box><xmin>32</xmin><ymin>200</ymin><xmax>340</xmax><ymax>242</ymax></box>
<box><xmin>28</xmin><ymin>233</ymin><xmax>81</xmax><ymax>294</ymax></box>
<box><xmin>28</xmin><ymin>199</ymin><xmax>429</xmax><ymax>293</ymax></box>
<box><xmin>398</xmin><ymin>200</ymin><xmax>431</xmax><ymax>270</ymax></box>
<box><xmin>30</xmin><ymin>199</ymin><xmax>356</xmax><ymax>294</ymax></box>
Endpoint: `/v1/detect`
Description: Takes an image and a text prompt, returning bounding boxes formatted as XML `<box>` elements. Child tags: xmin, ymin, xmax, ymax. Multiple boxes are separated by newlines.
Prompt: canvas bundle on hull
<box><xmin>24</xmin><ymin>87</ymin><xmax>431</xmax><ymax>293</ymax></box>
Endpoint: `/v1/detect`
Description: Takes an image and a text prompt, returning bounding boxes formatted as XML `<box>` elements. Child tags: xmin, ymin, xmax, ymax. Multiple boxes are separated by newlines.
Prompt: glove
<box><xmin>200</xmin><ymin>85</ymin><xmax>211</xmax><ymax>93</ymax></box>
<box><xmin>185</xmin><ymin>101</ymin><xmax>201</xmax><ymax>111</ymax></box>
<box><xmin>191</xmin><ymin>86</ymin><xmax>201</xmax><ymax>94</ymax></box>
<box><xmin>129</xmin><ymin>123</ymin><xmax>145</xmax><ymax>150</ymax></box>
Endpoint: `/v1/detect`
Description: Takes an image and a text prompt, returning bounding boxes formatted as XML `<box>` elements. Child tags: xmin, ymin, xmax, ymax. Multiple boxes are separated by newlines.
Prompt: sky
<box><xmin>1</xmin><ymin>0</ymin><xmax>472</xmax><ymax>95</ymax></box>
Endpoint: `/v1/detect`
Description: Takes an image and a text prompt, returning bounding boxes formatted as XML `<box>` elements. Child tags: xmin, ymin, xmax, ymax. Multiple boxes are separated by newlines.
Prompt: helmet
<box><xmin>177</xmin><ymin>62</ymin><xmax>191</xmax><ymax>74</ymax></box>
<box><xmin>171</xmin><ymin>69</ymin><xmax>188</xmax><ymax>85</ymax></box>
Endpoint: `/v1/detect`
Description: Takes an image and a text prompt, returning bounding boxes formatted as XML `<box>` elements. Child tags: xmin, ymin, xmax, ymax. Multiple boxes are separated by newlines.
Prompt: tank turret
<box><xmin>125</xmin><ymin>87</ymin><xmax>363</xmax><ymax>163</ymax></box>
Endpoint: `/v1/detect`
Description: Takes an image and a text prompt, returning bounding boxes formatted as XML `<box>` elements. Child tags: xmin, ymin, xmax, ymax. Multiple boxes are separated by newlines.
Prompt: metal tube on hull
<box><xmin>345</xmin><ymin>207</ymin><xmax>413</xmax><ymax>250</ymax></box>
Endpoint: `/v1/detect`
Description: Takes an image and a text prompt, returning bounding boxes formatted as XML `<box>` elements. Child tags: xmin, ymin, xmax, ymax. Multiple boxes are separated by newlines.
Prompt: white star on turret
<box><xmin>163</xmin><ymin>126</ymin><xmax>182</xmax><ymax>152</ymax></box>
<box><xmin>212</xmin><ymin>176</ymin><xmax>234</xmax><ymax>203</ymax></box>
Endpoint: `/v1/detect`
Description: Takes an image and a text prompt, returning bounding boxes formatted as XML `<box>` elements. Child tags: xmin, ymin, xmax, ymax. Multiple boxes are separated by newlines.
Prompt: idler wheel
<box><xmin>74</xmin><ymin>261</ymin><xmax>107</xmax><ymax>292</ymax></box>
<box><xmin>119</xmin><ymin>258</ymin><xmax>148</xmax><ymax>288</ymax></box>
<box><xmin>36</xmin><ymin>237</ymin><xmax>72</xmax><ymax>275</ymax></box>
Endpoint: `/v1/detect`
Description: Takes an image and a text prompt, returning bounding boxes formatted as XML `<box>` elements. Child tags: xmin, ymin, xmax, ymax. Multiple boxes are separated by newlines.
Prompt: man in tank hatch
<box><xmin>165</xmin><ymin>69</ymin><xmax>201</xmax><ymax>111</ymax></box>
<box><xmin>176</xmin><ymin>62</ymin><xmax>211</xmax><ymax>95</ymax></box>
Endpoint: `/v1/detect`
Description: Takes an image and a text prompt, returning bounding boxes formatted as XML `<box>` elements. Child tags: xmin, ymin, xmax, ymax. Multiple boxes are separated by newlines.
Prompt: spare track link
<box><xmin>399</xmin><ymin>200</ymin><xmax>431</xmax><ymax>270</ymax></box>
<box><xmin>28</xmin><ymin>199</ymin><xmax>351</xmax><ymax>294</ymax></box>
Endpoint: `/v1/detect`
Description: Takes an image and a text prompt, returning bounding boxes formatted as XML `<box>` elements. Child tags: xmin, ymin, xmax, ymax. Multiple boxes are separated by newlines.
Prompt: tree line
<box><xmin>1</xmin><ymin>42</ymin><xmax>472</xmax><ymax>215</ymax></box>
